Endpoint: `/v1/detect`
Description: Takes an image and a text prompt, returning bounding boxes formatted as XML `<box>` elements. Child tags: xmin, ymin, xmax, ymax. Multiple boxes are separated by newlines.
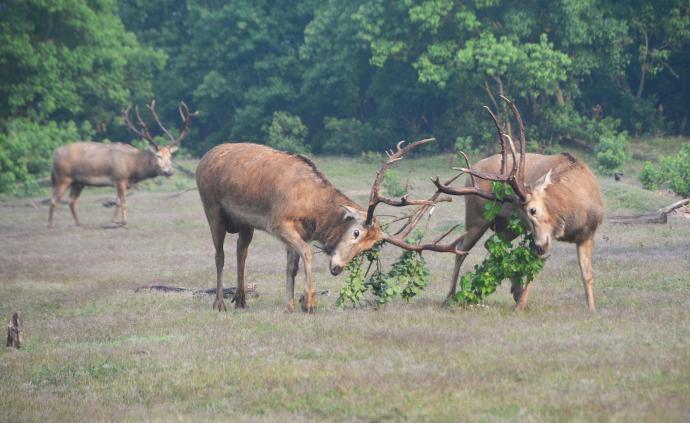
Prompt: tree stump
<box><xmin>6</xmin><ymin>311</ymin><xmax>22</xmax><ymax>349</ymax></box>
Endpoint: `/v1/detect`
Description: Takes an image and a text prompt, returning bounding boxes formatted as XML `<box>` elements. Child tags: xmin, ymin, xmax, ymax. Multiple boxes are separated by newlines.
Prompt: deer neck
<box><xmin>131</xmin><ymin>150</ymin><xmax>160</xmax><ymax>183</ymax></box>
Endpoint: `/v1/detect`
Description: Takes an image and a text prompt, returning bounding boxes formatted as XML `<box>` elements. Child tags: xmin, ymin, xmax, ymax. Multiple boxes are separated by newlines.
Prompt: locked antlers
<box><xmin>124</xmin><ymin>100</ymin><xmax>198</xmax><ymax>150</ymax></box>
<box><xmin>365</xmin><ymin>139</ymin><xmax>469</xmax><ymax>256</ymax></box>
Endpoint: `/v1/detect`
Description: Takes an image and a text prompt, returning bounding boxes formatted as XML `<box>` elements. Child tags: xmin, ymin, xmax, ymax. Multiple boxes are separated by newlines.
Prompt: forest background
<box><xmin>1</xmin><ymin>0</ymin><xmax>689</xmax><ymax>194</ymax></box>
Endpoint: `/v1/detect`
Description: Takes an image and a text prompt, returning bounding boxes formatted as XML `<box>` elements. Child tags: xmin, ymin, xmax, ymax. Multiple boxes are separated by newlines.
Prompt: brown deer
<box><xmin>48</xmin><ymin>101</ymin><xmax>197</xmax><ymax>228</ymax></box>
<box><xmin>195</xmin><ymin>140</ymin><xmax>464</xmax><ymax>313</ymax></box>
<box><xmin>433</xmin><ymin>96</ymin><xmax>604</xmax><ymax>311</ymax></box>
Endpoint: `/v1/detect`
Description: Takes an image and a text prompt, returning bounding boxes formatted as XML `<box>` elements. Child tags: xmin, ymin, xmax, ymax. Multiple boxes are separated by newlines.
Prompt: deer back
<box><xmin>196</xmin><ymin>143</ymin><xmax>360</xmax><ymax>238</ymax></box>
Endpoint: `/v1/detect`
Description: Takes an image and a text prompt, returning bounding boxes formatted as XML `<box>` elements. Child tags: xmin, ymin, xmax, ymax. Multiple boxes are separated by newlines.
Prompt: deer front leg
<box><xmin>577</xmin><ymin>238</ymin><xmax>596</xmax><ymax>312</ymax></box>
<box><xmin>116</xmin><ymin>181</ymin><xmax>128</xmax><ymax>226</ymax></box>
<box><xmin>285</xmin><ymin>249</ymin><xmax>300</xmax><ymax>313</ymax></box>
<box><xmin>512</xmin><ymin>278</ymin><xmax>532</xmax><ymax>310</ymax></box>
<box><xmin>233</xmin><ymin>226</ymin><xmax>254</xmax><ymax>309</ymax></box>
<box><xmin>68</xmin><ymin>183</ymin><xmax>84</xmax><ymax>226</ymax></box>
<box><xmin>277</xmin><ymin>223</ymin><xmax>315</xmax><ymax>314</ymax></box>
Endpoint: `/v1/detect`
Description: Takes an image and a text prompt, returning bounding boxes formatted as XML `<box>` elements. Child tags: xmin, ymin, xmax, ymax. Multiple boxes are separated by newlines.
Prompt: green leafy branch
<box><xmin>452</xmin><ymin>182</ymin><xmax>545</xmax><ymax>305</ymax></box>
<box><xmin>336</xmin><ymin>233</ymin><xmax>430</xmax><ymax>308</ymax></box>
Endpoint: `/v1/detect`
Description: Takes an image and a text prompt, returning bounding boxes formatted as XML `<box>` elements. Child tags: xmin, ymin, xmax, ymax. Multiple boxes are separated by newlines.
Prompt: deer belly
<box><xmin>219</xmin><ymin>198</ymin><xmax>271</xmax><ymax>231</ymax></box>
<box><xmin>74</xmin><ymin>174</ymin><xmax>115</xmax><ymax>187</ymax></box>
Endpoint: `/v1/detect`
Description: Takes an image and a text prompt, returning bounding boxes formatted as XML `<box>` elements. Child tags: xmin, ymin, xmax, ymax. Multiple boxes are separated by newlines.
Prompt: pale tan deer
<box><xmin>195</xmin><ymin>140</ymin><xmax>464</xmax><ymax>313</ymax></box>
<box><xmin>433</xmin><ymin>96</ymin><xmax>604</xmax><ymax>311</ymax></box>
<box><xmin>48</xmin><ymin>101</ymin><xmax>197</xmax><ymax>228</ymax></box>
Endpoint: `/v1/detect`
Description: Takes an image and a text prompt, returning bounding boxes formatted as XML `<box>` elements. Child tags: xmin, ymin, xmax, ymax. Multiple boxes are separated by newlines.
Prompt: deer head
<box><xmin>328</xmin><ymin>205</ymin><xmax>383</xmax><ymax>275</ymax></box>
<box><xmin>433</xmin><ymin>96</ymin><xmax>556</xmax><ymax>258</ymax></box>
<box><xmin>124</xmin><ymin>100</ymin><xmax>198</xmax><ymax>177</ymax></box>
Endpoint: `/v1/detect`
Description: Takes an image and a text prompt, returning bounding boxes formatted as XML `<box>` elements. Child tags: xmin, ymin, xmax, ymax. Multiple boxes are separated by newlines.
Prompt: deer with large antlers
<box><xmin>434</xmin><ymin>97</ymin><xmax>604</xmax><ymax>311</ymax></box>
<box><xmin>48</xmin><ymin>101</ymin><xmax>197</xmax><ymax>228</ymax></box>
<box><xmin>195</xmin><ymin>140</ymin><xmax>464</xmax><ymax>313</ymax></box>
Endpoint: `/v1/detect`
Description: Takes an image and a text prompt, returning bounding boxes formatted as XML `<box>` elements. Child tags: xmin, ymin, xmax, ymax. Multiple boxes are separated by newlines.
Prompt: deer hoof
<box><xmin>212</xmin><ymin>298</ymin><xmax>226</xmax><ymax>312</ymax></box>
<box><xmin>232</xmin><ymin>293</ymin><xmax>246</xmax><ymax>309</ymax></box>
<box><xmin>286</xmin><ymin>300</ymin><xmax>295</xmax><ymax>313</ymax></box>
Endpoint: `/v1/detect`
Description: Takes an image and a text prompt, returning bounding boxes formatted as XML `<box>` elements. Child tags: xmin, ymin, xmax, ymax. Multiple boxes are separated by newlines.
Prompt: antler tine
<box><xmin>499</xmin><ymin>95</ymin><xmax>526</xmax><ymax>186</ymax></box>
<box><xmin>382</xmin><ymin>231</ymin><xmax>468</xmax><ymax>256</ymax></box>
<box><xmin>123</xmin><ymin>106</ymin><xmax>145</xmax><ymax>139</ymax></box>
<box><xmin>146</xmin><ymin>100</ymin><xmax>177</xmax><ymax>146</ymax></box>
<box><xmin>483</xmin><ymin>106</ymin><xmax>507</xmax><ymax>176</ymax></box>
<box><xmin>365</xmin><ymin>138</ymin><xmax>435</xmax><ymax>225</ymax></box>
<box><xmin>170</xmin><ymin>101</ymin><xmax>198</xmax><ymax>147</ymax></box>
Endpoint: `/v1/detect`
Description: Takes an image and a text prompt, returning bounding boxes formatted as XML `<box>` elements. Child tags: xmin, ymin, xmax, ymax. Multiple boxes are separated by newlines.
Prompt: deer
<box><xmin>48</xmin><ymin>101</ymin><xmax>197</xmax><ymax>228</ymax></box>
<box><xmin>433</xmin><ymin>96</ymin><xmax>605</xmax><ymax>311</ymax></box>
<box><xmin>195</xmin><ymin>140</ymin><xmax>467</xmax><ymax>313</ymax></box>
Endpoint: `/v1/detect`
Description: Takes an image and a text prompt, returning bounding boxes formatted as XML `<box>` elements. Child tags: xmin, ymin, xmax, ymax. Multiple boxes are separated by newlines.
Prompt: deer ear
<box><xmin>341</xmin><ymin>205</ymin><xmax>362</xmax><ymax>222</ymax></box>
<box><xmin>148</xmin><ymin>144</ymin><xmax>159</xmax><ymax>153</ymax></box>
<box><xmin>168</xmin><ymin>146</ymin><xmax>178</xmax><ymax>154</ymax></box>
<box><xmin>531</xmin><ymin>169</ymin><xmax>553</xmax><ymax>194</ymax></box>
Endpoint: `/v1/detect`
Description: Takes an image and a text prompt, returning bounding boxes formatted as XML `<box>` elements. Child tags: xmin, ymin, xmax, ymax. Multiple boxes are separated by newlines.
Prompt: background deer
<box><xmin>434</xmin><ymin>97</ymin><xmax>604</xmax><ymax>311</ymax></box>
<box><xmin>195</xmin><ymin>140</ymin><xmax>461</xmax><ymax>313</ymax></box>
<box><xmin>48</xmin><ymin>101</ymin><xmax>197</xmax><ymax>228</ymax></box>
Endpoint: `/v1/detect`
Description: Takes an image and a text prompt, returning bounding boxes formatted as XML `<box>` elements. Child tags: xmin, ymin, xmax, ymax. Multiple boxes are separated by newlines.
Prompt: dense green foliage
<box><xmin>639</xmin><ymin>143</ymin><xmax>690</xmax><ymax>197</ymax></box>
<box><xmin>453</xmin><ymin>182</ymin><xmax>545</xmax><ymax>305</ymax></box>
<box><xmin>0</xmin><ymin>119</ymin><xmax>93</xmax><ymax>194</ymax></box>
<box><xmin>1</xmin><ymin>0</ymin><xmax>690</xmax><ymax>193</ymax></box>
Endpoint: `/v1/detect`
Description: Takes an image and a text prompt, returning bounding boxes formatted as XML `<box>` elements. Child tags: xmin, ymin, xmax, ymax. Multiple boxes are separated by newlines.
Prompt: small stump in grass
<box><xmin>6</xmin><ymin>311</ymin><xmax>22</xmax><ymax>349</ymax></box>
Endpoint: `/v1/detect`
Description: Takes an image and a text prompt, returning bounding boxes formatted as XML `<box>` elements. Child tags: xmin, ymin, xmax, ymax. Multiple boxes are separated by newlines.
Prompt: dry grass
<box><xmin>1</xmin><ymin>154</ymin><xmax>689</xmax><ymax>422</ymax></box>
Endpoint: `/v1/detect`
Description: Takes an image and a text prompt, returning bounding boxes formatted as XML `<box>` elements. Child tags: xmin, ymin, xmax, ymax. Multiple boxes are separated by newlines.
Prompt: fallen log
<box><xmin>609</xmin><ymin>198</ymin><xmax>690</xmax><ymax>224</ymax></box>
<box><xmin>135</xmin><ymin>283</ymin><xmax>259</xmax><ymax>299</ymax></box>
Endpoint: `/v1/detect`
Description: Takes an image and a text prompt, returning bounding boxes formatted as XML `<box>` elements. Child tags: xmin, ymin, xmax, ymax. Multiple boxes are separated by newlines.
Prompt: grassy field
<box><xmin>1</xmin><ymin>151</ymin><xmax>689</xmax><ymax>422</ymax></box>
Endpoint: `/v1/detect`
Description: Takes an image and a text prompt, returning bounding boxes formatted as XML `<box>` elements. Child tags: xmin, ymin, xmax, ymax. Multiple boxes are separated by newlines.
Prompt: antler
<box><xmin>434</xmin><ymin>97</ymin><xmax>529</xmax><ymax>203</ymax></box>
<box><xmin>123</xmin><ymin>105</ymin><xmax>160</xmax><ymax>150</ymax></box>
<box><xmin>147</xmin><ymin>100</ymin><xmax>199</xmax><ymax>148</ymax></box>
<box><xmin>124</xmin><ymin>100</ymin><xmax>198</xmax><ymax>150</ymax></box>
<box><xmin>365</xmin><ymin>138</ymin><xmax>441</xmax><ymax>225</ymax></box>
<box><xmin>364</xmin><ymin>139</ymin><xmax>472</xmax><ymax>256</ymax></box>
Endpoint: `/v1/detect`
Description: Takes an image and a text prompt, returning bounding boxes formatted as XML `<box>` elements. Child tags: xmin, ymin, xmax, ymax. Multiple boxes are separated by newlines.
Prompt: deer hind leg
<box><xmin>68</xmin><ymin>183</ymin><xmax>84</xmax><ymax>226</ymax></box>
<box><xmin>285</xmin><ymin>249</ymin><xmax>300</xmax><ymax>313</ymax></box>
<box><xmin>48</xmin><ymin>180</ymin><xmax>71</xmax><ymax>229</ymax></box>
<box><xmin>446</xmin><ymin>223</ymin><xmax>490</xmax><ymax>303</ymax></box>
<box><xmin>577</xmin><ymin>237</ymin><xmax>596</xmax><ymax>312</ymax></box>
<box><xmin>233</xmin><ymin>225</ymin><xmax>254</xmax><ymax>309</ymax></box>
<box><xmin>204</xmin><ymin>208</ymin><xmax>227</xmax><ymax>311</ymax></box>
<box><xmin>276</xmin><ymin>223</ymin><xmax>315</xmax><ymax>313</ymax></box>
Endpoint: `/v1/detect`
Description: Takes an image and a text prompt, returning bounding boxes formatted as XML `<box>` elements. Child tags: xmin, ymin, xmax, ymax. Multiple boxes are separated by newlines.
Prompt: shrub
<box><xmin>264</xmin><ymin>111</ymin><xmax>309</xmax><ymax>154</ymax></box>
<box><xmin>0</xmin><ymin>119</ymin><xmax>89</xmax><ymax>195</ymax></box>
<box><xmin>639</xmin><ymin>144</ymin><xmax>690</xmax><ymax>197</ymax></box>
<box><xmin>596</xmin><ymin>131</ymin><xmax>631</xmax><ymax>175</ymax></box>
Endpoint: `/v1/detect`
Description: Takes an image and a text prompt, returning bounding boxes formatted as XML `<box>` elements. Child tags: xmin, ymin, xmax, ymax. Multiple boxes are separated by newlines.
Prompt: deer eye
<box><xmin>353</xmin><ymin>229</ymin><xmax>360</xmax><ymax>239</ymax></box>
<box><xmin>529</xmin><ymin>207</ymin><xmax>537</xmax><ymax>216</ymax></box>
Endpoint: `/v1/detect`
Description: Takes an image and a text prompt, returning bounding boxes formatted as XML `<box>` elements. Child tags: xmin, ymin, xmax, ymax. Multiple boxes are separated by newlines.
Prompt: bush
<box><xmin>0</xmin><ymin>119</ymin><xmax>90</xmax><ymax>195</ymax></box>
<box><xmin>639</xmin><ymin>144</ymin><xmax>690</xmax><ymax>197</ymax></box>
<box><xmin>264</xmin><ymin>111</ymin><xmax>309</xmax><ymax>154</ymax></box>
<box><xmin>596</xmin><ymin>131</ymin><xmax>631</xmax><ymax>175</ymax></box>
